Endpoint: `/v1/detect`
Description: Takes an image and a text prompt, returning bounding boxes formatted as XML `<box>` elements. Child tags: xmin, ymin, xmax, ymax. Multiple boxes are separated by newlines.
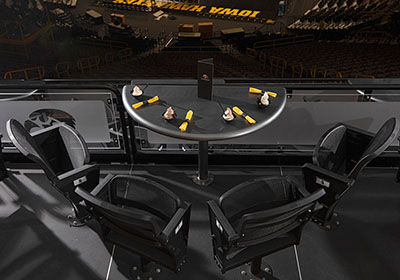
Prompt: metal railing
<box><xmin>0</xmin><ymin>81</ymin><xmax>131</xmax><ymax>163</ymax></box>
<box><xmin>2</xmin><ymin>78</ymin><xmax>400</xmax><ymax>165</ymax></box>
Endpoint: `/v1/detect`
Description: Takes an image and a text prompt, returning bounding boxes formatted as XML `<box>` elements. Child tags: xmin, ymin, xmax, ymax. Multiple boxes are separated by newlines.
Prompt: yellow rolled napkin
<box><xmin>132</xmin><ymin>96</ymin><xmax>159</xmax><ymax>109</ymax></box>
<box><xmin>232</xmin><ymin>106</ymin><xmax>256</xmax><ymax>124</ymax></box>
<box><xmin>249</xmin><ymin>87</ymin><xmax>277</xmax><ymax>98</ymax></box>
<box><xmin>179</xmin><ymin>110</ymin><xmax>193</xmax><ymax>132</ymax></box>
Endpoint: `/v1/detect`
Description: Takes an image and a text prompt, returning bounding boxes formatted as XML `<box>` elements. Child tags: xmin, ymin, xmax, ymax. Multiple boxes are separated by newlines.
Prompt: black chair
<box><xmin>0</xmin><ymin>134</ymin><xmax>8</xmax><ymax>181</ymax></box>
<box><xmin>75</xmin><ymin>174</ymin><xmax>191</xmax><ymax>275</ymax></box>
<box><xmin>6</xmin><ymin>118</ymin><xmax>100</xmax><ymax>222</ymax></box>
<box><xmin>302</xmin><ymin>118</ymin><xmax>399</xmax><ymax>228</ymax></box>
<box><xmin>208</xmin><ymin>176</ymin><xmax>325</xmax><ymax>280</ymax></box>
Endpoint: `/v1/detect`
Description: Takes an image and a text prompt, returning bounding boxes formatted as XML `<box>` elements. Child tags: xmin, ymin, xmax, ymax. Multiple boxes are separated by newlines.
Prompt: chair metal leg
<box><xmin>312</xmin><ymin>206</ymin><xmax>340</xmax><ymax>230</ymax></box>
<box><xmin>140</xmin><ymin>257</ymin><xmax>152</xmax><ymax>273</ymax></box>
<box><xmin>250</xmin><ymin>257</ymin><xmax>262</xmax><ymax>275</ymax></box>
<box><xmin>240</xmin><ymin>257</ymin><xmax>278</xmax><ymax>280</ymax></box>
<box><xmin>130</xmin><ymin>257</ymin><xmax>163</xmax><ymax>279</ymax></box>
<box><xmin>67</xmin><ymin>201</ymin><xmax>91</xmax><ymax>227</ymax></box>
<box><xmin>241</xmin><ymin>246</ymin><xmax>304</xmax><ymax>280</ymax></box>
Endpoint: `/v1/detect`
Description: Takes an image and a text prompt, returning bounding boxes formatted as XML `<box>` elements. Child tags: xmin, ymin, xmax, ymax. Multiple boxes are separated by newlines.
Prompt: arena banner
<box><xmin>110</xmin><ymin>0</ymin><xmax>275</xmax><ymax>22</ymax></box>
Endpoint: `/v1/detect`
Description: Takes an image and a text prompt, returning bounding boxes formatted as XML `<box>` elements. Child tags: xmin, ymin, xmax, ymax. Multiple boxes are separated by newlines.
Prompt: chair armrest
<box><xmin>159</xmin><ymin>202</ymin><xmax>191</xmax><ymax>243</ymax></box>
<box><xmin>296</xmin><ymin>183</ymin><xmax>311</xmax><ymax>197</ymax></box>
<box><xmin>207</xmin><ymin>200</ymin><xmax>239</xmax><ymax>243</ymax></box>
<box><xmin>90</xmin><ymin>173</ymin><xmax>114</xmax><ymax>196</ymax></box>
<box><xmin>58</xmin><ymin>164</ymin><xmax>99</xmax><ymax>188</ymax></box>
<box><xmin>57</xmin><ymin>164</ymin><xmax>100</xmax><ymax>202</ymax></box>
<box><xmin>285</xmin><ymin>175</ymin><xmax>310</xmax><ymax>197</ymax></box>
<box><xmin>302</xmin><ymin>163</ymin><xmax>355</xmax><ymax>201</ymax></box>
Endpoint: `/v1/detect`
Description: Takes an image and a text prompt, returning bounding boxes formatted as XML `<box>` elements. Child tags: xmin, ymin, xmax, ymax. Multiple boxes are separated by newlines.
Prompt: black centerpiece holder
<box><xmin>197</xmin><ymin>58</ymin><xmax>214</xmax><ymax>101</ymax></box>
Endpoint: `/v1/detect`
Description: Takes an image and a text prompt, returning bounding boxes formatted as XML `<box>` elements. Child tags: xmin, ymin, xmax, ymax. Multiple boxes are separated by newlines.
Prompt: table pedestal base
<box><xmin>192</xmin><ymin>173</ymin><xmax>214</xmax><ymax>186</ymax></box>
<box><xmin>192</xmin><ymin>140</ymin><xmax>213</xmax><ymax>186</ymax></box>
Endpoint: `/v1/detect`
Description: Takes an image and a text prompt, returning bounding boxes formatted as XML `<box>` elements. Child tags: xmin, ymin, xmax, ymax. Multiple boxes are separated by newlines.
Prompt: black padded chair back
<box><xmin>6</xmin><ymin>119</ymin><xmax>57</xmax><ymax>181</ymax></box>
<box><xmin>76</xmin><ymin>185</ymin><xmax>163</xmax><ymax>240</ymax></box>
<box><xmin>220</xmin><ymin>177</ymin><xmax>299</xmax><ymax>224</ymax></box>
<box><xmin>219</xmin><ymin>177</ymin><xmax>324</xmax><ymax>247</ymax></box>
<box><xmin>76</xmin><ymin>175</ymin><xmax>181</xmax><ymax>236</ymax></box>
<box><xmin>351</xmin><ymin>117</ymin><xmax>399</xmax><ymax>178</ymax></box>
<box><xmin>313</xmin><ymin>124</ymin><xmax>348</xmax><ymax>174</ymax></box>
<box><xmin>108</xmin><ymin>176</ymin><xmax>181</xmax><ymax>222</ymax></box>
<box><xmin>58</xmin><ymin>125</ymin><xmax>89</xmax><ymax>168</ymax></box>
<box><xmin>313</xmin><ymin>118</ymin><xmax>399</xmax><ymax>179</ymax></box>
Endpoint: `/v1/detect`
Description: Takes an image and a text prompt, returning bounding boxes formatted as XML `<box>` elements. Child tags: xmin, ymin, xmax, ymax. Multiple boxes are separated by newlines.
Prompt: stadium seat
<box><xmin>208</xmin><ymin>176</ymin><xmax>325</xmax><ymax>279</ymax></box>
<box><xmin>6</xmin><ymin>119</ymin><xmax>100</xmax><ymax>222</ymax></box>
<box><xmin>75</xmin><ymin>174</ymin><xmax>192</xmax><ymax>274</ymax></box>
<box><xmin>302</xmin><ymin>118</ymin><xmax>399</xmax><ymax>228</ymax></box>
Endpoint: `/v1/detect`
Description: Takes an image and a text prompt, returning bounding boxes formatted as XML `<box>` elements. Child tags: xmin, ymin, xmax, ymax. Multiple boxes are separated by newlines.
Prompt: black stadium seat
<box><xmin>302</xmin><ymin>118</ymin><xmax>399</xmax><ymax>228</ymax></box>
<box><xmin>6</xmin><ymin>118</ymin><xmax>100</xmax><ymax>221</ymax></box>
<box><xmin>208</xmin><ymin>176</ymin><xmax>325</xmax><ymax>279</ymax></box>
<box><xmin>75</xmin><ymin>174</ymin><xmax>192</xmax><ymax>274</ymax></box>
<box><xmin>7</xmin><ymin>118</ymin><xmax>192</xmax><ymax>275</ymax></box>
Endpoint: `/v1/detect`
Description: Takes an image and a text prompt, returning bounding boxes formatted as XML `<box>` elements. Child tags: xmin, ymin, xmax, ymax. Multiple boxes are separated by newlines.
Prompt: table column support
<box><xmin>192</xmin><ymin>141</ymin><xmax>214</xmax><ymax>186</ymax></box>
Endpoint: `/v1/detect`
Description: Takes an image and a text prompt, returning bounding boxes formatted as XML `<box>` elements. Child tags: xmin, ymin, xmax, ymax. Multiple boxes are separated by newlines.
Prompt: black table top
<box><xmin>122</xmin><ymin>84</ymin><xmax>286</xmax><ymax>141</ymax></box>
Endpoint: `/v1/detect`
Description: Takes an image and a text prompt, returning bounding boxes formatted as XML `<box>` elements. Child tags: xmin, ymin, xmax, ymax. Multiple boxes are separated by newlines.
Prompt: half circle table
<box><xmin>123</xmin><ymin>83</ymin><xmax>287</xmax><ymax>185</ymax></box>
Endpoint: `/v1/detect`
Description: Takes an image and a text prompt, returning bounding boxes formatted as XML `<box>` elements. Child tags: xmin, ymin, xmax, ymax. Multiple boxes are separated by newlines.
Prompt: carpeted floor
<box><xmin>1</xmin><ymin>164</ymin><xmax>399</xmax><ymax>280</ymax></box>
